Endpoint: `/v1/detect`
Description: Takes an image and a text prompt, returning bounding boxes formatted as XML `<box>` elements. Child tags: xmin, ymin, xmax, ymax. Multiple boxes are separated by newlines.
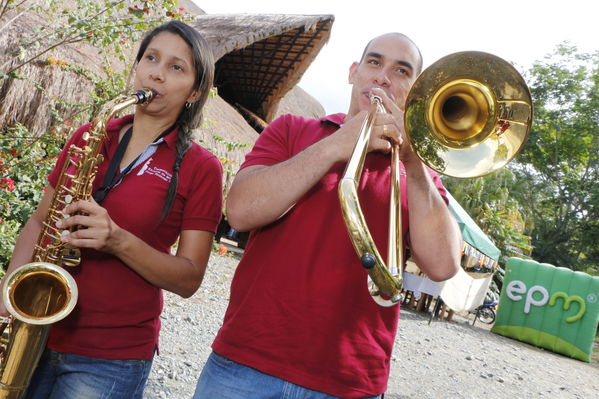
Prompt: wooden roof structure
<box><xmin>192</xmin><ymin>13</ymin><xmax>333</xmax><ymax>125</ymax></box>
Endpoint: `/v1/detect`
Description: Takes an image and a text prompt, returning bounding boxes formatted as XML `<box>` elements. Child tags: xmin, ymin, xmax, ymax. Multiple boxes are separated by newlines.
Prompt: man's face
<box><xmin>347</xmin><ymin>34</ymin><xmax>420</xmax><ymax>116</ymax></box>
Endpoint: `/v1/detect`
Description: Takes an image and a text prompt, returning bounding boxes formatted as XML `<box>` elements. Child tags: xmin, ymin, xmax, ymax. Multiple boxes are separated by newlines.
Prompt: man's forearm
<box><xmin>226</xmin><ymin>134</ymin><xmax>341</xmax><ymax>232</ymax></box>
<box><xmin>404</xmin><ymin>160</ymin><xmax>461</xmax><ymax>281</ymax></box>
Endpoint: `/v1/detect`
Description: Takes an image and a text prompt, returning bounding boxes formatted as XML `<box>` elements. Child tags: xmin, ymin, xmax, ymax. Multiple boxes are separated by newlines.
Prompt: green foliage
<box><xmin>0</xmin><ymin>0</ymin><xmax>191</xmax><ymax>271</ymax></box>
<box><xmin>212</xmin><ymin>135</ymin><xmax>249</xmax><ymax>152</ymax></box>
<box><xmin>0</xmin><ymin>123</ymin><xmax>67</xmax><ymax>269</ymax></box>
<box><xmin>444</xmin><ymin>169</ymin><xmax>533</xmax><ymax>265</ymax></box>
<box><xmin>197</xmin><ymin>88</ymin><xmax>249</xmax><ymax>179</ymax></box>
<box><xmin>444</xmin><ymin>170</ymin><xmax>533</xmax><ymax>297</ymax></box>
<box><xmin>512</xmin><ymin>44</ymin><xmax>599</xmax><ymax>273</ymax></box>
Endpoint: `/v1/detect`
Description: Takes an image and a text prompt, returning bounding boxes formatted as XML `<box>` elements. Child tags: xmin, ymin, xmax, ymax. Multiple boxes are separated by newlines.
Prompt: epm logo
<box><xmin>505</xmin><ymin>280</ymin><xmax>593</xmax><ymax>323</ymax></box>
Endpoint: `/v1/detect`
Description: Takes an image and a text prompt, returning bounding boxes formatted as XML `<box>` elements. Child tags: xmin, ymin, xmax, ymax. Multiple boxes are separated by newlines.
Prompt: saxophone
<box><xmin>0</xmin><ymin>89</ymin><xmax>154</xmax><ymax>398</ymax></box>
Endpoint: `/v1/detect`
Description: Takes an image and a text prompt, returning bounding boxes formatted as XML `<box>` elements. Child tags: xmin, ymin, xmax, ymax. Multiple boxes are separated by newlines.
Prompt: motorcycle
<box><xmin>470</xmin><ymin>298</ymin><xmax>498</xmax><ymax>325</ymax></box>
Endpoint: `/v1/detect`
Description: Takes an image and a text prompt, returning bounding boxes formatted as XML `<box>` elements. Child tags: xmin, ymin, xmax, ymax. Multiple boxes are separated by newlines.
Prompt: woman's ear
<box><xmin>186</xmin><ymin>90</ymin><xmax>200</xmax><ymax>104</ymax></box>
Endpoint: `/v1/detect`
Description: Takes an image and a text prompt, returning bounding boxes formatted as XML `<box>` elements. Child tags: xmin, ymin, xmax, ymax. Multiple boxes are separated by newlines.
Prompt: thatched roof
<box><xmin>276</xmin><ymin>85</ymin><xmax>325</xmax><ymax>119</ymax></box>
<box><xmin>178</xmin><ymin>0</ymin><xmax>205</xmax><ymax>15</ymax></box>
<box><xmin>1</xmin><ymin>9</ymin><xmax>332</xmax><ymax>131</ymax></box>
<box><xmin>192</xmin><ymin>14</ymin><xmax>333</xmax><ymax>124</ymax></box>
<box><xmin>0</xmin><ymin>6</ymin><xmax>105</xmax><ymax>136</ymax></box>
<box><xmin>1</xmin><ymin>8</ymin><xmax>333</xmax><ymax>193</ymax></box>
<box><xmin>196</xmin><ymin>85</ymin><xmax>326</xmax><ymax>193</ymax></box>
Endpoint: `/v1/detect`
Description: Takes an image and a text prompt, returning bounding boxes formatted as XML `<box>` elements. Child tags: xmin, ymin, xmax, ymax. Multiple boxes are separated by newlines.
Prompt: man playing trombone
<box><xmin>194</xmin><ymin>32</ymin><xmax>461</xmax><ymax>399</ymax></box>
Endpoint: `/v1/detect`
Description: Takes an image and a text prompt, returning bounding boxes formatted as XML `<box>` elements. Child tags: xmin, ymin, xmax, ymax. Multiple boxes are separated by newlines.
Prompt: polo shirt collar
<box><xmin>105</xmin><ymin>114</ymin><xmax>179</xmax><ymax>150</ymax></box>
<box><xmin>161</xmin><ymin>124</ymin><xmax>179</xmax><ymax>149</ymax></box>
<box><xmin>319</xmin><ymin>113</ymin><xmax>346</xmax><ymax>128</ymax></box>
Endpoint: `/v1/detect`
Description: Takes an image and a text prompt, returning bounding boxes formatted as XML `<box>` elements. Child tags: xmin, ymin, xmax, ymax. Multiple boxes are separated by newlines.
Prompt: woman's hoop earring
<box><xmin>185</xmin><ymin>102</ymin><xmax>192</xmax><ymax>109</ymax></box>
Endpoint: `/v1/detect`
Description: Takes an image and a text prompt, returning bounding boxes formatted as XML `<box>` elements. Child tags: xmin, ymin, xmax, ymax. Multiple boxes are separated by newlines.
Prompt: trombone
<box><xmin>339</xmin><ymin>51</ymin><xmax>533</xmax><ymax>307</ymax></box>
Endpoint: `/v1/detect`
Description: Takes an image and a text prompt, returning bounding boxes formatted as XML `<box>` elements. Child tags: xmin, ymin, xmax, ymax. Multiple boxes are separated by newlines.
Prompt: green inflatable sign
<box><xmin>492</xmin><ymin>257</ymin><xmax>599</xmax><ymax>362</ymax></box>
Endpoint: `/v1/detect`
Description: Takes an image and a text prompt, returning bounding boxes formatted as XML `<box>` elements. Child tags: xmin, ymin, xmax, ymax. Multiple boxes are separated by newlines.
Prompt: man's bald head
<box><xmin>359</xmin><ymin>32</ymin><xmax>423</xmax><ymax>75</ymax></box>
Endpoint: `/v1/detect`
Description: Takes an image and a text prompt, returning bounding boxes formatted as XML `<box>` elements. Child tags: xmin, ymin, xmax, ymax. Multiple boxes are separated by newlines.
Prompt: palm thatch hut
<box><xmin>192</xmin><ymin>13</ymin><xmax>333</xmax><ymax>190</ymax></box>
<box><xmin>0</xmin><ymin>2</ymin><xmax>106</xmax><ymax>136</ymax></box>
<box><xmin>194</xmin><ymin>13</ymin><xmax>331</xmax><ymax>122</ymax></box>
<box><xmin>0</xmin><ymin>3</ymin><xmax>334</xmax><ymax>193</ymax></box>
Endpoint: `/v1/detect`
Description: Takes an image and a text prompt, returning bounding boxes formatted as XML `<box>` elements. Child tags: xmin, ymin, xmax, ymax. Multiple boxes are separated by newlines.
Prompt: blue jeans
<box><xmin>193</xmin><ymin>352</ymin><xmax>382</xmax><ymax>399</ymax></box>
<box><xmin>23</xmin><ymin>349</ymin><xmax>153</xmax><ymax>399</ymax></box>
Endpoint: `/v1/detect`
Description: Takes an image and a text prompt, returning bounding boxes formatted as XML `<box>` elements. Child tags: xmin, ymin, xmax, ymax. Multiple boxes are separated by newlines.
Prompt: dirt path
<box><xmin>145</xmin><ymin>253</ymin><xmax>599</xmax><ymax>398</ymax></box>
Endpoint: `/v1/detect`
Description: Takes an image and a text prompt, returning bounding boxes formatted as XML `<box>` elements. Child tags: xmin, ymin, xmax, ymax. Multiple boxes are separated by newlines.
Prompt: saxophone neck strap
<box><xmin>92</xmin><ymin>124</ymin><xmax>174</xmax><ymax>204</ymax></box>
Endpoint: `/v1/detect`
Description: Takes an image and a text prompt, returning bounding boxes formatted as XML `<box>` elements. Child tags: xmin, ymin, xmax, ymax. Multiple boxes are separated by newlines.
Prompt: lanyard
<box><xmin>92</xmin><ymin>124</ymin><xmax>175</xmax><ymax>204</ymax></box>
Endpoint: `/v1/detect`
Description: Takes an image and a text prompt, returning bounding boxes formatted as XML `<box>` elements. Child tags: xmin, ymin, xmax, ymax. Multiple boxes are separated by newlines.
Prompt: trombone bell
<box><xmin>406</xmin><ymin>51</ymin><xmax>533</xmax><ymax>178</ymax></box>
<box><xmin>429</xmin><ymin>79</ymin><xmax>495</xmax><ymax>147</ymax></box>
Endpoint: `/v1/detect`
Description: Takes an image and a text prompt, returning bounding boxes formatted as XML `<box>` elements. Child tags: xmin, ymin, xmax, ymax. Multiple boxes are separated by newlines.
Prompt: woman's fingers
<box><xmin>55</xmin><ymin>200</ymin><xmax>114</xmax><ymax>249</ymax></box>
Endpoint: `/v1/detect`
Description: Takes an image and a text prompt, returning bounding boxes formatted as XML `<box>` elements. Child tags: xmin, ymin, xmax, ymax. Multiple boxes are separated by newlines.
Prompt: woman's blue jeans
<box><xmin>193</xmin><ymin>351</ymin><xmax>382</xmax><ymax>399</ymax></box>
<box><xmin>23</xmin><ymin>349</ymin><xmax>152</xmax><ymax>399</ymax></box>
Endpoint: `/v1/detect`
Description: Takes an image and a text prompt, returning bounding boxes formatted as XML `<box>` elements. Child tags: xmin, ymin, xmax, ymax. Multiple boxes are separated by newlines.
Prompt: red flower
<box><xmin>0</xmin><ymin>177</ymin><xmax>15</xmax><ymax>191</ymax></box>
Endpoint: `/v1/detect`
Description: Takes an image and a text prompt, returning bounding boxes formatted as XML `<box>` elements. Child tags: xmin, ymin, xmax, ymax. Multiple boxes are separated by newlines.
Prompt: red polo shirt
<box><xmin>46</xmin><ymin>115</ymin><xmax>222</xmax><ymax>360</ymax></box>
<box><xmin>212</xmin><ymin>113</ymin><xmax>447</xmax><ymax>397</ymax></box>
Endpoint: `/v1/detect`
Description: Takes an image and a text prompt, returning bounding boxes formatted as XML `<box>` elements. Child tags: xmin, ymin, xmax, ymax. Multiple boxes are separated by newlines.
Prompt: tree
<box><xmin>444</xmin><ymin>170</ymin><xmax>533</xmax><ymax>264</ymax></box>
<box><xmin>512</xmin><ymin>44</ymin><xmax>599</xmax><ymax>273</ymax></box>
<box><xmin>443</xmin><ymin>170</ymin><xmax>533</xmax><ymax>296</ymax></box>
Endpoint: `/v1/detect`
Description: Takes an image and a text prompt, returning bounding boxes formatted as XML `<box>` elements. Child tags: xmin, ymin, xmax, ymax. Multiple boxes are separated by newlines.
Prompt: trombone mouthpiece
<box><xmin>369</xmin><ymin>94</ymin><xmax>386</xmax><ymax>113</ymax></box>
<box><xmin>369</xmin><ymin>94</ymin><xmax>383</xmax><ymax>104</ymax></box>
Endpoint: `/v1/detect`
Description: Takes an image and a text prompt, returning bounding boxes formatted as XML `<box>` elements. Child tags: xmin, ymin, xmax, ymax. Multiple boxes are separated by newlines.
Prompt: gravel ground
<box><xmin>144</xmin><ymin>252</ymin><xmax>599</xmax><ymax>399</ymax></box>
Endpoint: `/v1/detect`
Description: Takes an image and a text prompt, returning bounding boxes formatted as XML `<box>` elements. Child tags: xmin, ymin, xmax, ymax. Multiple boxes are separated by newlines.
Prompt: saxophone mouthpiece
<box><xmin>133</xmin><ymin>89</ymin><xmax>155</xmax><ymax>105</ymax></box>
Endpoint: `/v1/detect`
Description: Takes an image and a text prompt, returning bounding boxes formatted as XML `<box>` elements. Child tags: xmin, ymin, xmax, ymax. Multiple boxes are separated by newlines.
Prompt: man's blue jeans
<box><xmin>23</xmin><ymin>349</ymin><xmax>152</xmax><ymax>399</ymax></box>
<box><xmin>193</xmin><ymin>351</ymin><xmax>382</xmax><ymax>399</ymax></box>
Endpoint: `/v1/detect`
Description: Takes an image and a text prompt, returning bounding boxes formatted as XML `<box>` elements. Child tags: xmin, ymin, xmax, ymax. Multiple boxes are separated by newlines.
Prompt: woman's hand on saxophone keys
<box><xmin>55</xmin><ymin>199</ymin><xmax>122</xmax><ymax>254</ymax></box>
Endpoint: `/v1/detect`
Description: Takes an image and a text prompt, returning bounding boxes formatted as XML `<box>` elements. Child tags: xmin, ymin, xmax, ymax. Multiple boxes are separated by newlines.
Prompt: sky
<box><xmin>192</xmin><ymin>0</ymin><xmax>598</xmax><ymax>114</ymax></box>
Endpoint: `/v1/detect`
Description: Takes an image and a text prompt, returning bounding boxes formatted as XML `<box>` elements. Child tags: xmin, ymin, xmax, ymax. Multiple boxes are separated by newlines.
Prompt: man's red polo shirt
<box><xmin>212</xmin><ymin>113</ymin><xmax>448</xmax><ymax>397</ymax></box>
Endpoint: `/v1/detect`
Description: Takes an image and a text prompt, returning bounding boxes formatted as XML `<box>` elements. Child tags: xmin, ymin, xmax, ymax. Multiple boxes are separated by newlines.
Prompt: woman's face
<box><xmin>134</xmin><ymin>31</ymin><xmax>198</xmax><ymax>119</ymax></box>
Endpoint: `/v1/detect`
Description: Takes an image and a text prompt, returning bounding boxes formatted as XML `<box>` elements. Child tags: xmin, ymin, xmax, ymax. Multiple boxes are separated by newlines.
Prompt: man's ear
<box><xmin>348</xmin><ymin>62</ymin><xmax>359</xmax><ymax>84</ymax></box>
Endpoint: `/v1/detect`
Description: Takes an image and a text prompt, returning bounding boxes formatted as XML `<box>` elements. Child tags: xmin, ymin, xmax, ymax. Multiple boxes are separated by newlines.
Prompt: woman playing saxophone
<box><xmin>0</xmin><ymin>20</ymin><xmax>222</xmax><ymax>398</ymax></box>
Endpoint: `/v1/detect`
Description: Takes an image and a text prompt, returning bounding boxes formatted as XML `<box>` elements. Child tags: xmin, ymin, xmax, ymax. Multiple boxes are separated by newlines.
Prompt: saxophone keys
<box><xmin>61</xmin><ymin>245</ymin><xmax>81</xmax><ymax>267</ymax></box>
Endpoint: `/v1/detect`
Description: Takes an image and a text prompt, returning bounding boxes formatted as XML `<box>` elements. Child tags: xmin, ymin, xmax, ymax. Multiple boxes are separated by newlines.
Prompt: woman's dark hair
<box><xmin>135</xmin><ymin>20</ymin><xmax>215</xmax><ymax>220</ymax></box>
